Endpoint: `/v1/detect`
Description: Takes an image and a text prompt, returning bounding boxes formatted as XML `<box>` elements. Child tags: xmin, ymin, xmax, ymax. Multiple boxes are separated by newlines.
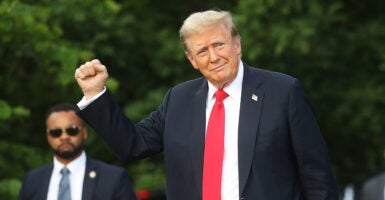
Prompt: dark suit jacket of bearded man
<box><xmin>18</xmin><ymin>157</ymin><xmax>137</xmax><ymax>200</ymax></box>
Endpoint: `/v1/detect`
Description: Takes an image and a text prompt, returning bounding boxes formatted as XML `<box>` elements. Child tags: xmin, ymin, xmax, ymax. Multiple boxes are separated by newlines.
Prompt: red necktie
<box><xmin>202</xmin><ymin>89</ymin><xmax>228</xmax><ymax>200</ymax></box>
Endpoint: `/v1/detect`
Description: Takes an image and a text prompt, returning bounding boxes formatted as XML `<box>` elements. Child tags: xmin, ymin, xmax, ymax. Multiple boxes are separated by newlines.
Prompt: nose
<box><xmin>208</xmin><ymin>48</ymin><xmax>220</xmax><ymax>63</ymax></box>
<box><xmin>60</xmin><ymin>131</ymin><xmax>71</xmax><ymax>139</ymax></box>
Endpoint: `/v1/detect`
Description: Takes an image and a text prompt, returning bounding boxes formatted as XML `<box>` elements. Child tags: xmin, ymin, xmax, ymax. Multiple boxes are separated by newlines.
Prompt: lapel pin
<box><xmin>251</xmin><ymin>94</ymin><xmax>258</xmax><ymax>102</ymax></box>
<box><xmin>89</xmin><ymin>171</ymin><xmax>96</xmax><ymax>179</ymax></box>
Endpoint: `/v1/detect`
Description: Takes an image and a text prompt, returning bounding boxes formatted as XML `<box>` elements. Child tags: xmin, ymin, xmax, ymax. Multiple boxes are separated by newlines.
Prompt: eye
<box><xmin>48</xmin><ymin>128</ymin><xmax>62</xmax><ymax>138</ymax></box>
<box><xmin>215</xmin><ymin>42</ymin><xmax>225</xmax><ymax>48</ymax></box>
<box><xmin>197</xmin><ymin>49</ymin><xmax>207</xmax><ymax>57</ymax></box>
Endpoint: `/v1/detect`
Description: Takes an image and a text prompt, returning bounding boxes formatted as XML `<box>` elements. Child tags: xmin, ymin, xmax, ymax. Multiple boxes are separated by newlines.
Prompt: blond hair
<box><xmin>179</xmin><ymin>10</ymin><xmax>239</xmax><ymax>51</ymax></box>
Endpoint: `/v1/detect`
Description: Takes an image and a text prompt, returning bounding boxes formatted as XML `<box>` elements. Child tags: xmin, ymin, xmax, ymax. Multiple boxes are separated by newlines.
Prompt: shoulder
<box><xmin>162</xmin><ymin>76</ymin><xmax>206</xmax><ymax>102</ymax></box>
<box><xmin>87</xmin><ymin>158</ymin><xmax>126</xmax><ymax>175</ymax></box>
<box><xmin>245</xmin><ymin>64</ymin><xmax>298</xmax><ymax>85</ymax></box>
<box><xmin>23</xmin><ymin>164</ymin><xmax>52</xmax><ymax>180</ymax></box>
<box><xmin>85</xmin><ymin>158</ymin><xmax>135</xmax><ymax>191</ymax></box>
<box><xmin>244</xmin><ymin>64</ymin><xmax>303</xmax><ymax>98</ymax></box>
<box><xmin>20</xmin><ymin>164</ymin><xmax>52</xmax><ymax>193</ymax></box>
<box><xmin>19</xmin><ymin>164</ymin><xmax>52</xmax><ymax>199</ymax></box>
<box><xmin>172</xmin><ymin>77</ymin><xmax>206</xmax><ymax>92</ymax></box>
<box><xmin>360</xmin><ymin>172</ymin><xmax>385</xmax><ymax>199</ymax></box>
<box><xmin>362</xmin><ymin>172</ymin><xmax>385</xmax><ymax>188</ymax></box>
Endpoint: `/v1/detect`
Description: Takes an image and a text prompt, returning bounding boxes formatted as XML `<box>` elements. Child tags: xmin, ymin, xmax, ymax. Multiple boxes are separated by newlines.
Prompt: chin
<box><xmin>58</xmin><ymin>150</ymin><xmax>77</xmax><ymax>159</ymax></box>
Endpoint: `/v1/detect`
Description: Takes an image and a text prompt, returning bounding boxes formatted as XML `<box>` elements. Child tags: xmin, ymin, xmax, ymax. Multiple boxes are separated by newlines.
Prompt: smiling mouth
<box><xmin>210</xmin><ymin>64</ymin><xmax>225</xmax><ymax>72</ymax></box>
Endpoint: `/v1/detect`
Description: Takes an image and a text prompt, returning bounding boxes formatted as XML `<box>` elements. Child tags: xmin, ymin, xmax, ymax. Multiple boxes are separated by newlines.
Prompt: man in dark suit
<box><xmin>361</xmin><ymin>172</ymin><xmax>385</xmax><ymax>200</ymax></box>
<box><xmin>18</xmin><ymin>103</ymin><xmax>137</xmax><ymax>200</ymax></box>
<box><xmin>74</xmin><ymin>9</ymin><xmax>339</xmax><ymax>200</ymax></box>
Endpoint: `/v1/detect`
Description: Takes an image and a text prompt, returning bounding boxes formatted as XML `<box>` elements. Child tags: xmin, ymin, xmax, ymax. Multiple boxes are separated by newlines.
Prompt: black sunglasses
<box><xmin>47</xmin><ymin>125</ymin><xmax>83</xmax><ymax>138</ymax></box>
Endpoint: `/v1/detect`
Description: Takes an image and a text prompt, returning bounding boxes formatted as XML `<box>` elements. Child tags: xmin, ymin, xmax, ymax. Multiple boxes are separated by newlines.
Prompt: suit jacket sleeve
<box><xmin>18</xmin><ymin>174</ymin><xmax>30</xmax><ymax>200</ymax></box>
<box><xmin>78</xmin><ymin>89</ymin><xmax>167</xmax><ymax>161</ymax></box>
<box><xmin>289</xmin><ymin>79</ymin><xmax>339</xmax><ymax>199</ymax></box>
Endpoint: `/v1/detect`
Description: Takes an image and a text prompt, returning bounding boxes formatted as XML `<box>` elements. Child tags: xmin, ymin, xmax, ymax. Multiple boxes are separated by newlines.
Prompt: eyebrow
<box><xmin>196</xmin><ymin>46</ymin><xmax>208</xmax><ymax>54</ymax></box>
<box><xmin>191</xmin><ymin>37</ymin><xmax>226</xmax><ymax>54</ymax></box>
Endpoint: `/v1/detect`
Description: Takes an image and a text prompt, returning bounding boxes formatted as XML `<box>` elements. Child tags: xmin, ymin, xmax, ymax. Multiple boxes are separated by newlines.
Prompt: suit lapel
<box><xmin>238</xmin><ymin>65</ymin><xmax>264</xmax><ymax>194</ymax></box>
<box><xmin>82</xmin><ymin>158</ymin><xmax>98</xmax><ymax>200</ymax></box>
<box><xmin>188</xmin><ymin>79</ymin><xmax>208</xmax><ymax>197</ymax></box>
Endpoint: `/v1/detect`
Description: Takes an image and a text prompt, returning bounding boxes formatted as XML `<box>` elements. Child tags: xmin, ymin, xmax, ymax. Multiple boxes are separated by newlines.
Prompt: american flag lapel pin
<box><xmin>251</xmin><ymin>94</ymin><xmax>258</xmax><ymax>102</ymax></box>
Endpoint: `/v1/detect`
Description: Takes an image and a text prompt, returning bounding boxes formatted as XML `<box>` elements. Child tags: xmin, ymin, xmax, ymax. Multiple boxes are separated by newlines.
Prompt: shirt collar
<box><xmin>53</xmin><ymin>151</ymin><xmax>86</xmax><ymax>175</ymax></box>
<box><xmin>207</xmin><ymin>61</ymin><xmax>244</xmax><ymax>102</ymax></box>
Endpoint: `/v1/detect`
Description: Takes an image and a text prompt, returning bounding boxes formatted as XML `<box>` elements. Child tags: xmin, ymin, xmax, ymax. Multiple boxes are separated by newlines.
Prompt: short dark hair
<box><xmin>45</xmin><ymin>103</ymin><xmax>80</xmax><ymax>121</ymax></box>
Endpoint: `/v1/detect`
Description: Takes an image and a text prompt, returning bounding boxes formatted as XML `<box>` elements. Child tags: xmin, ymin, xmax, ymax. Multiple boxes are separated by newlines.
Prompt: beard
<box><xmin>53</xmin><ymin>142</ymin><xmax>84</xmax><ymax>160</ymax></box>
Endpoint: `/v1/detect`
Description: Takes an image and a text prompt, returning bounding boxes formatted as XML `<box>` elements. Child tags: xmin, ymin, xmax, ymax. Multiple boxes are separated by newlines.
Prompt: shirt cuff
<box><xmin>77</xmin><ymin>87</ymin><xmax>107</xmax><ymax>110</ymax></box>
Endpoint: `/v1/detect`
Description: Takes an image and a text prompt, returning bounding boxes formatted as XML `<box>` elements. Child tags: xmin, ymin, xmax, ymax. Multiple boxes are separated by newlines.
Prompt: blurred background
<box><xmin>1</xmin><ymin>0</ymin><xmax>384</xmax><ymax>199</ymax></box>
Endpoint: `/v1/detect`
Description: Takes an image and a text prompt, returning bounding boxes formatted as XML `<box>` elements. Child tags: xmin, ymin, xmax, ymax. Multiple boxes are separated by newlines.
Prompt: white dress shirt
<box><xmin>77</xmin><ymin>88</ymin><xmax>106</xmax><ymax>110</ymax></box>
<box><xmin>206</xmin><ymin>62</ymin><xmax>243</xmax><ymax>200</ymax></box>
<box><xmin>47</xmin><ymin>151</ymin><xmax>86</xmax><ymax>200</ymax></box>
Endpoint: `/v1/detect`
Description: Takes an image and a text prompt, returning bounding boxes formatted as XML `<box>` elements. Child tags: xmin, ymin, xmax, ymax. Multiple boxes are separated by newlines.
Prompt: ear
<box><xmin>82</xmin><ymin>127</ymin><xmax>88</xmax><ymax>140</ymax></box>
<box><xmin>234</xmin><ymin>36</ymin><xmax>242</xmax><ymax>55</ymax></box>
<box><xmin>186</xmin><ymin>51</ymin><xmax>199</xmax><ymax>70</ymax></box>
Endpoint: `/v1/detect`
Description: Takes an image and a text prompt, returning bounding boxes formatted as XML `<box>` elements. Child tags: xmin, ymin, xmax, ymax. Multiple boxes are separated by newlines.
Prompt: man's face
<box><xmin>46</xmin><ymin>111</ymin><xmax>87</xmax><ymax>161</ymax></box>
<box><xmin>185</xmin><ymin>23</ymin><xmax>241</xmax><ymax>89</ymax></box>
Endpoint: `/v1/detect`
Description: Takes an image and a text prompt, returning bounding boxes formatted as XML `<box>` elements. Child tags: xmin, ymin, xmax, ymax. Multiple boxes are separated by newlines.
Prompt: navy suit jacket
<box><xmin>78</xmin><ymin>63</ymin><xmax>339</xmax><ymax>200</ymax></box>
<box><xmin>18</xmin><ymin>157</ymin><xmax>137</xmax><ymax>200</ymax></box>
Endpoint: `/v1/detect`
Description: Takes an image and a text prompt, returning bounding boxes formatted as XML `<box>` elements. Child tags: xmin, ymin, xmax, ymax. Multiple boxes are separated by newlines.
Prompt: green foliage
<box><xmin>0</xmin><ymin>141</ymin><xmax>49</xmax><ymax>179</ymax></box>
<box><xmin>1</xmin><ymin>0</ymin><xmax>384</xmax><ymax>198</ymax></box>
<box><xmin>124</xmin><ymin>87</ymin><xmax>168</xmax><ymax>121</ymax></box>
<box><xmin>0</xmin><ymin>141</ymin><xmax>50</xmax><ymax>199</ymax></box>
<box><xmin>0</xmin><ymin>178</ymin><xmax>22</xmax><ymax>199</ymax></box>
<box><xmin>128</xmin><ymin>155</ymin><xmax>166</xmax><ymax>190</ymax></box>
<box><xmin>0</xmin><ymin>100</ymin><xmax>12</xmax><ymax>120</ymax></box>
<box><xmin>0</xmin><ymin>100</ymin><xmax>30</xmax><ymax>120</ymax></box>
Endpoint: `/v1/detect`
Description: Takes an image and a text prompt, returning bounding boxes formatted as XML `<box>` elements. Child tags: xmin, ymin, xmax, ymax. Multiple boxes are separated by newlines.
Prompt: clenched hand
<box><xmin>75</xmin><ymin>59</ymin><xmax>109</xmax><ymax>100</ymax></box>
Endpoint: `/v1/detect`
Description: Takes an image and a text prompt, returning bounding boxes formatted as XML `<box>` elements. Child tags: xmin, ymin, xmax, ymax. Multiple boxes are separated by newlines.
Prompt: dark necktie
<box><xmin>58</xmin><ymin>167</ymin><xmax>71</xmax><ymax>200</ymax></box>
<box><xmin>202</xmin><ymin>89</ymin><xmax>228</xmax><ymax>200</ymax></box>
